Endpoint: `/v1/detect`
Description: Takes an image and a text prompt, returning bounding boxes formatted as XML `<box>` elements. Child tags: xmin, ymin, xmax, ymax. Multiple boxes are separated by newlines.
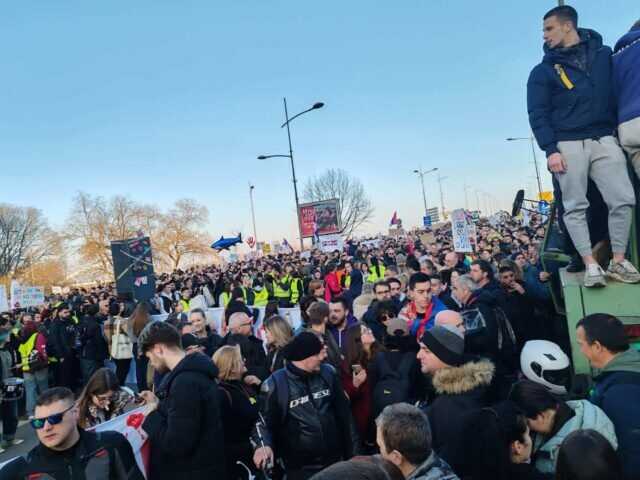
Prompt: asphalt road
<box><xmin>0</xmin><ymin>419</ymin><xmax>39</xmax><ymax>465</ymax></box>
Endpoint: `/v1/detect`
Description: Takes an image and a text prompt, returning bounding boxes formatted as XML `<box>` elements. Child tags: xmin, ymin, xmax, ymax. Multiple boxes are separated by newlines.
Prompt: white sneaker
<box><xmin>606</xmin><ymin>259</ymin><xmax>640</xmax><ymax>284</ymax></box>
<box><xmin>584</xmin><ymin>264</ymin><xmax>607</xmax><ymax>288</ymax></box>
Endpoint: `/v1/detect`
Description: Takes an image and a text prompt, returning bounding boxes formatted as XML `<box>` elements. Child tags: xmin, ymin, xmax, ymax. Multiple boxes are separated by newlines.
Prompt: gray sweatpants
<box><xmin>555</xmin><ymin>136</ymin><xmax>635</xmax><ymax>257</ymax></box>
<box><xmin>619</xmin><ymin>116</ymin><xmax>640</xmax><ymax>179</ymax></box>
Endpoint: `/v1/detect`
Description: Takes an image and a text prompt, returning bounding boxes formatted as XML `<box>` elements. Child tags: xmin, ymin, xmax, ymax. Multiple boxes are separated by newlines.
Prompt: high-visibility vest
<box><xmin>274</xmin><ymin>275</ymin><xmax>291</xmax><ymax>299</ymax></box>
<box><xmin>220</xmin><ymin>292</ymin><xmax>231</xmax><ymax>308</ymax></box>
<box><xmin>18</xmin><ymin>333</ymin><xmax>40</xmax><ymax>372</ymax></box>
<box><xmin>180</xmin><ymin>299</ymin><xmax>190</xmax><ymax>312</ymax></box>
<box><xmin>344</xmin><ymin>275</ymin><xmax>352</xmax><ymax>288</ymax></box>
<box><xmin>367</xmin><ymin>265</ymin><xmax>386</xmax><ymax>283</ymax></box>
<box><xmin>254</xmin><ymin>288</ymin><xmax>269</xmax><ymax>307</ymax></box>
<box><xmin>290</xmin><ymin>279</ymin><xmax>301</xmax><ymax>305</ymax></box>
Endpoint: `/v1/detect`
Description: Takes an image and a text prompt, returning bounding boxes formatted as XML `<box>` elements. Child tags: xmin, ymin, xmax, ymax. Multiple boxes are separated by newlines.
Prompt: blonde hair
<box><xmin>264</xmin><ymin>315</ymin><xmax>294</xmax><ymax>349</ymax></box>
<box><xmin>212</xmin><ymin>345</ymin><xmax>244</xmax><ymax>381</ymax></box>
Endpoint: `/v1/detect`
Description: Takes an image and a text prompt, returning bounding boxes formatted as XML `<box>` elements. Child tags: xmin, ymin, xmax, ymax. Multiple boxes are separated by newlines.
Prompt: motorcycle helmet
<box><xmin>520</xmin><ymin>340</ymin><xmax>571</xmax><ymax>395</ymax></box>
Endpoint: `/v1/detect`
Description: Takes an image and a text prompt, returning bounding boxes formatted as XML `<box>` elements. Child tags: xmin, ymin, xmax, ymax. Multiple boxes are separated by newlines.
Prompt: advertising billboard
<box><xmin>299</xmin><ymin>199</ymin><xmax>341</xmax><ymax>238</ymax></box>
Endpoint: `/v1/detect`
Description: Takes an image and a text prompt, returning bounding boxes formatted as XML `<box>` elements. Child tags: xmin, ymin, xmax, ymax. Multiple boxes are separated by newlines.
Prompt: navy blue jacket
<box><xmin>528</xmin><ymin>29</ymin><xmax>616</xmax><ymax>157</ymax></box>
<box><xmin>613</xmin><ymin>26</ymin><xmax>640</xmax><ymax>125</ymax></box>
<box><xmin>590</xmin><ymin>349</ymin><xmax>640</xmax><ymax>480</ymax></box>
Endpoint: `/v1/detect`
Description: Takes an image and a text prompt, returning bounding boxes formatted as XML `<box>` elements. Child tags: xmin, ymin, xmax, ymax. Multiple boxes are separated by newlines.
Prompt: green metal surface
<box><xmin>561</xmin><ymin>268</ymin><xmax>640</xmax><ymax>375</ymax></box>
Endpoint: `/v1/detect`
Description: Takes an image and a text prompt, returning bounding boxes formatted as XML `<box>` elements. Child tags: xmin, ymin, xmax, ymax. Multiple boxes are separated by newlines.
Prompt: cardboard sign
<box><xmin>451</xmin><ymin>209</ymin><xmax>473</xmax><ymax>253</ymax></box>
<box><xmin>318</xmin><ymin>234</ymin><xmax>345</xmax><ymax>253</ymax></box>
<box><xmin>10</xmin><ymin>281</ymin><xmax>45</xmax><ymax>309</ymax></box>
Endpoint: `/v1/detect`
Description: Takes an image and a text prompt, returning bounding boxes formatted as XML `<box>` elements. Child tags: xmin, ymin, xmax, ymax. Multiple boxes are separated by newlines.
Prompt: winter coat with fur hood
<box><xmin>422</xmin><ymin>359</ymin><xmax>495</xmax><ymax>463</ymax></box>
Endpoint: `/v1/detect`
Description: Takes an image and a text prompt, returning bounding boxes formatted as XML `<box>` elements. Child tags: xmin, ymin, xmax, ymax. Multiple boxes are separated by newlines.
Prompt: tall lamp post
<box><xmin>413</xmin><ymin>167</ymin><xmax>438</xmax><ymax>217</ymax></box>
<box><xmin>506</xmin><ymin>135</ymin><xmax>543</xmax><ymax>198</ymax></box>
<box><xmin>437</xmin><ymin>173</ymin><xmax>448</xmax><ymax>219</ymax></box>
<box><xmin>258</xmin><ymin>98</ymin><xmax>324</xmax><ymax>251</ymax></box>
<box><xmin>248</xmin><ymin>183</ymin><xmax>258</xmax><ymax>247</ymax></box>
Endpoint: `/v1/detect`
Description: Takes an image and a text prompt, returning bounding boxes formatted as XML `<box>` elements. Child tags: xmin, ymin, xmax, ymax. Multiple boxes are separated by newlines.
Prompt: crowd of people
<box><xmin>1</xmin><ymin>4</ymin><xmax>640</xmax><ymax>480</ymax></box>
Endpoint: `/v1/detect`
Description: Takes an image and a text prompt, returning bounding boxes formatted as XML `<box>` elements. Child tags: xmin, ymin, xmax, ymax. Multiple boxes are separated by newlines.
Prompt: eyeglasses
<box><xmin>30</xmin><ymin>404</ymin><xmax>74</xmax><ymax>430</ymax></box>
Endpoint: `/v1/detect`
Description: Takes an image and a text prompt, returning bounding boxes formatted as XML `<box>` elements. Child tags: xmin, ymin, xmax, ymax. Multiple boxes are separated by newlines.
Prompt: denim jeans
<box><xmin>24</xmin><ymin>369</ymin><xmax>49</xmax><ymax>416</ymax></box>
<box><xmin>1</xmin><ymin>400</ymin><xmax>18</xmax><ymax>442</ymax></box>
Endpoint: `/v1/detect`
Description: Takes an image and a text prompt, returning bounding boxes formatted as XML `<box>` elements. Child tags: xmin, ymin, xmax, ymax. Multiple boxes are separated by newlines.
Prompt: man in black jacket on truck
<box><xmin>252</xmin><ymin>331</ymin><xmax>359</xmax><ymax>480</ymax></box>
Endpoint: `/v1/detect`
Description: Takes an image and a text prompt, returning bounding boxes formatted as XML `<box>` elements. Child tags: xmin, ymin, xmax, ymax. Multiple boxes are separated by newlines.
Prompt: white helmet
<box><xmin>520</xmin><ymin>340</ymin><xmax>571</xmax><ymax>395</ymax></box>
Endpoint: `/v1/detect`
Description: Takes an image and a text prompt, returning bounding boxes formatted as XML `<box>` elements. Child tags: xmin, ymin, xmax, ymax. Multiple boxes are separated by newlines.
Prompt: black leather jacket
<box><xmin>2</xmin><ymin>429</ymin><xmax>144</xmax><ymax>480</ymax></box>
<box><xmin>251</xmin><ymin>362</ymin><xmax>359</xmax><ymax>471</ymax></box>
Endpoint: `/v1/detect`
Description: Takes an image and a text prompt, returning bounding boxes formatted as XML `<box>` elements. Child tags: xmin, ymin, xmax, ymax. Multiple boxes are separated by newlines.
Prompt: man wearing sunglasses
<box><xmin>1</xmin><ymin>387</ymin><xmax>143</xmax><ymax>479</ymax></box>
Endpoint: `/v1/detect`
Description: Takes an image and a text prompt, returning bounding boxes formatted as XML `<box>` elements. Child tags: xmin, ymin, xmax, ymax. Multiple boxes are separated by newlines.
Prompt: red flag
<box><xmin>390</xmin><ymin>211</ymin><xmax>399</xmax><ymax>226</ymax></box>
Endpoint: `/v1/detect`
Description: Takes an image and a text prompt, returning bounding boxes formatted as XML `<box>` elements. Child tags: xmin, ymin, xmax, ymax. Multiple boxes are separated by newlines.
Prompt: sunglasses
<box><xmin>30</xmin><ymin>404</ymin><xmax>74</xmax><ymax>430</ymax></box>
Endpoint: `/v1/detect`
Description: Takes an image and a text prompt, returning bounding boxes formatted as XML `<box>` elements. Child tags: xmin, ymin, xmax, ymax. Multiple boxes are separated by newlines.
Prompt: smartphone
<box><xmin>352</xmin><ymin>364</ymin><xmax>363</xmax><ymax>375</ymax></box>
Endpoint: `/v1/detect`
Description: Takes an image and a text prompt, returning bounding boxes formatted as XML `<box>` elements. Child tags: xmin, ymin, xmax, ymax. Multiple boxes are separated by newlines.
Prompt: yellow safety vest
<box><xmin>290</xmin><ymin>279</ymin><xmax>301</xmax><ymax>305</ymax></box>
<box><xmin>18</xmin><ymin>333</ymin><xmax>39</xmax><ymax>373</ymax></box>
<box><xmin>180</xmin><ymin>299</ymin><xmax>190</xmax><ymax>312</ymax></box>
<box><xmin>274</xmin><ymin>275</ymin><xmax>291</xmax><ymax>299</ymax></box>
<box><xmin>344</xmin><ymin>275</ymin><xmax>352</xmax><ymax>288</ymax></box>
<box><xmin>367</xmin><ymin>265</ymin><xmax>386</xmax><ymax>283</ymax></box>
<box><xmin>221</xmin><ymin>292</ymin><xmax>231</xmax><ymax>308</ymax></box>
<box><xmin>253</xmin><ymin>288</ymin><xmax>269</xmax><ymax>307</ymax></box>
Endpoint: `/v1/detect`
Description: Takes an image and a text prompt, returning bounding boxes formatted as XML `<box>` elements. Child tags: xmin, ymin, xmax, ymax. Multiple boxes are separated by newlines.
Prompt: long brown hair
<box><xmin>130</xmin><ymin>302</ymin><xmax>151</xmax><ymax>338</ymax></box>
<box><xmin>76</xmin><ymin>368</ymin><xmax>120</xmax><ymax>428</ymax></box>
<box><xmin>343</xmin><ymin>322</ymin><xmax>385</xmax><ymax>370</ymax></box>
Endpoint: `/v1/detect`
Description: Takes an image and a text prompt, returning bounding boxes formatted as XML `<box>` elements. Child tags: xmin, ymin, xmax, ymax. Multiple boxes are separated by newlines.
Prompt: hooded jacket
<box><xmin>613</xmin><ymin>26</ymin><xmax>640</xmax><ymax>124</ymax></box>
<box><xmin>591</xmin><ymin>348</ymin><xmax>640</xmax><ymax>479</ymax></box>
<box><xmin>532</xmin><ymin>399</ymin><xmax>618</xmax><ymax>474</ymax></box>
<box><xmin>527</xmin><ymin>28</ymin><xmax>616</xmax><ymax>157</ymax></box>
<box><xmin>424</xmin><ymin>359</ymin><xmax>495</xmax><ymax>461</ymax></box>
<box><xmin>406</xmin><ymin>451</ymin><xmax>459</xmax><ymax>480</ymax></box>
<box><xmin>142</xmin><ymin>352</ymin><xmax>227</xmax><ymax>480</ymax></box>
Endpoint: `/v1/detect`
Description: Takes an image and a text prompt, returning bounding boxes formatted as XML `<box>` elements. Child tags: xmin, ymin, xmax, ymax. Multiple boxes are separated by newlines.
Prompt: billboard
<box><xmin>299</xmin><ymin>199</ymin><xmax>341</xmax><ymax>238</ymax></box>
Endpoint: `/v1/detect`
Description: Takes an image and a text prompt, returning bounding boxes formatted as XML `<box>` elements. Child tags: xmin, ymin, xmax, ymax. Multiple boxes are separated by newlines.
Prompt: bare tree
<box><xmin>154</xmin><ymin>199</ymin><xmax>212</xmax><ymax>270</ymax></box>
<box><xmin>0</xmin><ymin>204</ymin><xmax>53</xmax><ymax>277</ymax></box>
<box><xmin>66</xmin><ymin>192</ymin><xmax>159</xmax><ymax>277</ymax></box>
<box><xmin>302</xmin><ymin>168</ymin><xmax>374</xmax><ymax>237</ymax></box>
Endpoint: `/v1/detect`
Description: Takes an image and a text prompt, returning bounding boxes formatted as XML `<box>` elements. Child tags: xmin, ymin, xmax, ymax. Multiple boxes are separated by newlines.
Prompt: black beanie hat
<box><xmin>282</xmin><ymin>331</ymin><xmax>323</xmax><ymax>361</ymax></box>
<box><xmin>420</xmin><ymin>325</ymin><xmax>465</xmax><ymax>367</ymax></box>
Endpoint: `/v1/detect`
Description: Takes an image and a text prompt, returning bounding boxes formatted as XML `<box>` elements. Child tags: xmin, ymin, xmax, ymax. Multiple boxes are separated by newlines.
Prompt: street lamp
<box><xmin>506</xmin><ymin>135</ymin><xmax>543</xmax><ymax>198</ymax></box>
<box><xmin>413</xmin><ymin>167</ymin><xmax>438</xmax><ymax>217</ymax></box>
<box><xmin>437</xmin><ymin>173</ymin><xmax>448</xmax><ymax>219</ymax></box>
<box><xmin>258</xmin><ymin>98</ymin><xmax>324</xmax><ymax>251</ymax></box>
<box><xmin>248</xmin><ymin>183</ymin><xmax>258</xmax><ymax>247</ymax></box>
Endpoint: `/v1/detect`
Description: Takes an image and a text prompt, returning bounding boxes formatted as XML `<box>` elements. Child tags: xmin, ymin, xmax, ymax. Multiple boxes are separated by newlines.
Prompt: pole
<box><xmin>249</xmin><ymin>184</ymin><xmax>258</xmax><ymax>246</ymax></box>
<box><xmin>283</xmin><ymin>97</ymin><xmax>304</xmax><ymax>251</ymax></box>
<box><xmin>419</xmin><ymin>171</ymin><xmax>428</xmax><ymax>216</ymax></box>
<box><xmin>529</xmin><ymin>135</ymin><xmax>543</xmax><ymax>198</ymax></box>
<box><xmin>437</xmin><ymin>174</ymin><xmax>446</xmax><ymax>219</ymax></box>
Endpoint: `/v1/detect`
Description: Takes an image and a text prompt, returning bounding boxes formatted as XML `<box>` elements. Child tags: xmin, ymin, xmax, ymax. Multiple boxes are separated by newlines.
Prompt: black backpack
<box><xmin>371</xmin><ymin>352</ymin><xmax>415</xmax><ymax>418</ymax></box>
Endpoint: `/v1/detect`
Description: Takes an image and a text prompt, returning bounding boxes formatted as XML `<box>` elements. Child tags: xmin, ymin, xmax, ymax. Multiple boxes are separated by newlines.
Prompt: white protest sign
<box><xmin>0</xmin><ymin>286</ymin><xmax>9</xmax><ymax>312</ymax></box>
<box><xmin>451</xmin><ymin>209</ymin><xmax>473</xmax><ymax>253</ymax></box>
<box><xmin>10</xmin><ymin>281</ymin><xmax>45</xmax><ymax>309</ymax></box>
<box><xmin>318</xmin><ymin>234</ymin><xmax>344</xmax><ymax>253</ymax></box>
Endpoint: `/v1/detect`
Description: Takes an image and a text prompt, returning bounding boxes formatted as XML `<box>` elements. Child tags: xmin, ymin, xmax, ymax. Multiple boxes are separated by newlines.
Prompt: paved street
<box><xmin>0</xmin><ymin>419</ymin><xmax>38</xmax><ymax>465</ymax></box>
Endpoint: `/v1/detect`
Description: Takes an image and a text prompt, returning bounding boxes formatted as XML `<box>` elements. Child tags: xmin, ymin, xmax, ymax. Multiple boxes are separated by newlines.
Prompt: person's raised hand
<box><xmin>547</xmin><ymin>153</ymin><xmax>567</xmax><ymax>174</ymax></box>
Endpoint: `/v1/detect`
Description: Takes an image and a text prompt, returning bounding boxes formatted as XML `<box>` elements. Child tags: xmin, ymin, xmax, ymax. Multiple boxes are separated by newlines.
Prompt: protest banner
<box><xmin>299</xmin><ymin>199</ymin><xmax>341</xmax><ymax>238</ymax></box>
<box><xmin>451</xmin><ymin>209</ymin><xmax>473</xmax><ymax>253</ymax></box>
<box><xmin>317</xmin><ymin>233</ymin><xmax>344</xmax><ymax>253</ymax></box>
<box><xmin>10</xmin><ymin>281</ymin><xmax>45</xmax><ymax>309</ymax></box>
<box><xmin>92</xmin><ymin>406</ymin><xmax>150</xmax><ymax>478</ymax></box>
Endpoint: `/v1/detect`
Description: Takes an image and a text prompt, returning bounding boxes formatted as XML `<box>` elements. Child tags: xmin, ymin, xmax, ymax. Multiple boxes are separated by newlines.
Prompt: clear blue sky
<box><xmin>2</xmin><ymin>1</ymin><xmax>638</xmax><ymax>243</ymax></box>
